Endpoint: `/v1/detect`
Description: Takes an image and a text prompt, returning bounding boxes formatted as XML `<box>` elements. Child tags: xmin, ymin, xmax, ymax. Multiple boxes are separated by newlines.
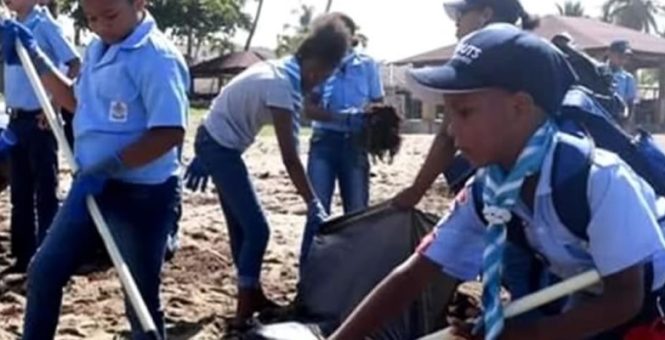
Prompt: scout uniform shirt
<box><xmin>421</xmin><ymin>134</ymin><xmax>665</xmax><ymax>293</ymax></box>
<box><xmin>312</xmin><ymin>51</ymin><xmax>384</xmax><ymax>132</ymax></box>
<box><xmin>73</xmin><ymin>12</ymin><xmax>189</xmax><ymax>185</ymax></box>
<box><xmin>5</xmin><ymin>5</ymin><xmax>79</xmax><ymax>111</ymax></box>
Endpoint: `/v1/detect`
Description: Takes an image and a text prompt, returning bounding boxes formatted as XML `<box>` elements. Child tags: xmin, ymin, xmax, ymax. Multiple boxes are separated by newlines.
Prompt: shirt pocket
<box><xmin>94</xmin><ymin>65</ymin><xmax>144</xmax><ymax>129</ymax></box>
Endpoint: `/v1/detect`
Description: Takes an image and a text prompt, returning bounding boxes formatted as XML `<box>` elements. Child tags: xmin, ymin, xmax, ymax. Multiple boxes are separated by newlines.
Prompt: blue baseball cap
<box><xmin>609</xmin><ymin>40</ymin><xmax>633</xmax><ymax>55</ymax></box>
<box><xmin>408</xmin><ymin>24</ymin><xmax>577</xmax><ymax>114</ymax></box>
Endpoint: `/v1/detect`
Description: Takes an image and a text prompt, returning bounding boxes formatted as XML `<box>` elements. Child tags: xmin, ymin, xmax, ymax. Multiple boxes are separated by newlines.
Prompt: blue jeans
<box><xmin>195</xmin><ymin>126</ymin><xmax>269</xmax><ymax>288</ymax></box>
<box><xmin>8</xmin><ymin>112</ymin><xmax>59</xmax><ymax>267</ymax></box>
<box><xmin>22</xmin><ymin>177</ymin><xmax>180</xmax><ymax>340</ymax></box>
<box><xmin>307</xmin><ymin>129</ymin><xmax>369</xmax><ymax>214</ymax></box>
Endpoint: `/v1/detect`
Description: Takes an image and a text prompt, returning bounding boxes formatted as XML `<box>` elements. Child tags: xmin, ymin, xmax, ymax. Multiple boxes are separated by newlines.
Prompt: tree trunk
<box><xmin>325</xmin><ymin>0</ymin><xmax>333</xmax><ymax>13</ymax></box>
<box><xmin>186</xmin><ymin>28</ymin><xmax>194</xmax><ymax>65</ymax></box>
<box><xmin>244</xmin><ymin>0</ymin><xmax>264</xmax><ymax>51</ymax></box>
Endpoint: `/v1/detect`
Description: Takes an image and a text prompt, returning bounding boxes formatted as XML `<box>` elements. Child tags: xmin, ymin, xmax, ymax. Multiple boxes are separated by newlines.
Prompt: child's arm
<box><xmin>503</xmin><ymin>264</ymin><xmax>645</xmax><ymax>340</ymax></box>
<box><xmin>330</xmin><ymin>254</ymin><xmax>442</xmax><ymax>340</ymax></box>
<box><xmin>393</xmin><ymin>121</ymin><xmax>456</xmax><ymax>208</ymax></box>
<box><xmin>40</xmin><ymin>69</ymin><xmax>76</xmax><ymax>112</ymax></box>
<box><xmin>273</xmin><ymin>108</ymin><xmax>316</xmax><ymax>203</ymax></box>
<box><xmin>118</xmin><ymin>127</ymin><xmax>185</xmax><ymax>168</ymax></box>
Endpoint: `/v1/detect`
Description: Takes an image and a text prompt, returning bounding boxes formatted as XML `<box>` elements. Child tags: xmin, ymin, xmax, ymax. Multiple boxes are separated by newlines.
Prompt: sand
<box><xmin>0</xmin><ymin>123</ymin><xmax>452</xmax><ymax>339</ymax></box>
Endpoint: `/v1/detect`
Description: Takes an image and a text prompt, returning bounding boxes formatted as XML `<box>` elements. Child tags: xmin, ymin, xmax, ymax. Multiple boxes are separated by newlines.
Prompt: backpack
<box><xmin>551</xmin><ymin>37</ymin><xmax>627</xmax><ymax>121</ymax></box>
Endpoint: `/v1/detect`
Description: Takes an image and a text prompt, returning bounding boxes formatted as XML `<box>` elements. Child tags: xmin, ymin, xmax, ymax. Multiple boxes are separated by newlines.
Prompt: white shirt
<box><xmin>203</xmin><ymin>60</ymin><xmax>297</xmax><ymax>152</ymax></box>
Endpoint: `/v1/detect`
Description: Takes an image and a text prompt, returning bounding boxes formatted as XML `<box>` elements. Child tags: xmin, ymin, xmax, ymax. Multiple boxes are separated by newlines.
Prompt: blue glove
<box><xmin>184</xmin><ymin>156</ymin><xmax>210</xmax><ymax>192</ymax></box>
<box><xmin>0</xmin><ymin>128</ymin><xmax>17</xmax><ymax>157</ymax></box>
<box><xmin>300</xmin><ymin>199</ymin><xmax>328</xmax><ymax>265</ymax></box>
<box><xmin>1</xmin><ymin>19</ymin><xmax>39</xmax><ymax>65</ymax></box>
<box><xmin>68</xmin><ymin>154</ymin><xmax>126</xmax><ymax>220</ymax></box>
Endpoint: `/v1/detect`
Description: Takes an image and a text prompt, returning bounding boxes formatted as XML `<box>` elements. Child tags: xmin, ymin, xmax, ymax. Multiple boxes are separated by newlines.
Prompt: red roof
<box><xmin>394</xmin><ymin>15</ymin><xmax>665</xmax><ymax>67</ymax></box>
<box><xmin>190</xmin><ymin>51</ymin><xmax>267</xmax><ymax>77</ymax></box>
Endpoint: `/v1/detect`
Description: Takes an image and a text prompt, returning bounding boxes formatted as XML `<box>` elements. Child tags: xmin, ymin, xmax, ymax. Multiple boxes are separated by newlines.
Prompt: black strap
<box><xmin>550</xmin><ymin>132</ymin><xmax>593</xmax><ymax>241</ymax></box>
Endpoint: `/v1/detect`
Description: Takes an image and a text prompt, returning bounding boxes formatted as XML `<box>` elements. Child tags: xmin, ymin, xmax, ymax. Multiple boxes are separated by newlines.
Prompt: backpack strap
<box><xmin>550</xmin><ymin>132</ymin><xmax>593</xmax><ymax>242</ymax></box>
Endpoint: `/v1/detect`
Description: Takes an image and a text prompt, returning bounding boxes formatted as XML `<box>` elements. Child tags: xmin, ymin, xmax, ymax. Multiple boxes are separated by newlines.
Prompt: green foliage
<box><xmin>557</xmin><ymin>1</ymin><xmax>586</xmax><ymax>17</ymax></box>
<box><xmin>58</xmin><ymin>0</ymin><xmax>251</xmax><ymax>63</ymax></box>
<box><xmin>275</xmin><ymin>4</ymin><xmax>315</xmax><ymax>57</ymax></box>
<box><xmin>601</xmin><ymin>0</ymin><xmax>663</xmax><ymax>33</ymax></box>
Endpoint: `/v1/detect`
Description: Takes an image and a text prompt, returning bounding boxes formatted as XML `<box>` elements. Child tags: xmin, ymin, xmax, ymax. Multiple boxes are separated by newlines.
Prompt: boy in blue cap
<box><xmin>331</xmin><ymin>24</ymin><xmax>665</xmax><ymax>340</ymax></box>
<box><xmin>2</xmin><ymin>0</ymin><xmax>189</xmax><ymax>338</ymax></box>
<box><xmin>2</xmin><ymin>0</ymin><xmax>80</xmax><ymax>274</ymax></box>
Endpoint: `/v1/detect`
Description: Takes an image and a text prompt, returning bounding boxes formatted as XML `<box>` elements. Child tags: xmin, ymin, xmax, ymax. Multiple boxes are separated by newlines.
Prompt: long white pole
<box><xmin>417</xmin><ymin>270</ymin><xmax>601</xmax><ymax>340</ymax></box>
<box><xmin>1</xmin><ymin>12</ymin><xmax>160</xmax><ymax>338</ymax></box>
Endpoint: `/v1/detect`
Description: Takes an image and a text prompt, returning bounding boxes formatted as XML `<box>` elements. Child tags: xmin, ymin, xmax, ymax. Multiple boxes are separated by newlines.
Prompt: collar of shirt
<box><xmin>88</xmin><ymin>11</ymin><xmax>157</xmax><ymax>68</ymax></box>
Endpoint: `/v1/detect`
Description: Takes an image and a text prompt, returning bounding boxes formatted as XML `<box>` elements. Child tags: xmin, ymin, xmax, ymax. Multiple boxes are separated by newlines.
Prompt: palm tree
<box><xmin>325</xmin><ymin>0</ymin><xmax>333</xmax><ymax>13</ymax></box>
<box><xmin>557</xmin><ymin>1</ymin><xmax>586</xmax><ymax>17</ymax></box>
<box><xmin>244</xmin><ymin>0</ymin><xmax>264</xmax><ymax>51</ymax></box>
<box><xmin>601</xmin><ymin>0</ymin><xmax>662</xmax><ymax>33</ymax></box>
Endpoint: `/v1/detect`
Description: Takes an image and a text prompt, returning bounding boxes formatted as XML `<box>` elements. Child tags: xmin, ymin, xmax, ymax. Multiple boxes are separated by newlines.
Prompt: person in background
<box><xmin>38</xmin><ymin>0</ymin><xmax>80</xmax><ymax>148</ymax></box>
<box><xmin>304</xmin><ymin>13</ymin><xmax>384</xmax><ymax>217</ymax></box>
<box><xmin>606</xmin><ymin>39</ymin><xmax>638</xmax><ymax>123</ymax></box>
<box><xmin>2</xmin><ymin>0</ymin><xmax>80</xmax><ymax>274</ymax></box>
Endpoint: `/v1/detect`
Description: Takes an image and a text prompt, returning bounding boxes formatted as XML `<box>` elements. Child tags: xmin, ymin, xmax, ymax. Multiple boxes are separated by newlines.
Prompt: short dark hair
<box><xmin>295</xmin><ymin>14</ymin><xmax>351</xmax><ymax>69</ymax></box>
<box><xmin>485</xmin><ymin>0</ymin><xmax>540</xmax><ymax>31</ymax></box>
<box><xmin>329</xmin><ymin>12</ymin><xmax>360</xmax><ymax>47</ymax></box>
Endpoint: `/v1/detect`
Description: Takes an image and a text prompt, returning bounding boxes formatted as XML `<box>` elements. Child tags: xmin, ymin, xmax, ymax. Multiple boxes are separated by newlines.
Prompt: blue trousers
<box><xmin>195</xmin><ymin>126</ymin><xmax>269</xmax><ymax>288</ymax></box>
<box><xmin>22</xmin><ymin>177</ymin><xmax>180</xmax><ymax>340</ymax></box>
<box><xmin>306</xmin><ymin>129</ymin><xmax>369</xmax><ymax>215</ymax></box>
<box><xmin>8</xmin><ymin>113</ymin><xmax>58</xmax><ymax>267</ymax></box>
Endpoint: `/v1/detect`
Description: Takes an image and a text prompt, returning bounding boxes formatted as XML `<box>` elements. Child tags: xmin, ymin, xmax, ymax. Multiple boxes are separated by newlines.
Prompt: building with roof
<box><xmin>393</xmin><ymin>15</ymin><xmax>665</xmax><ymax>129</ymax></box>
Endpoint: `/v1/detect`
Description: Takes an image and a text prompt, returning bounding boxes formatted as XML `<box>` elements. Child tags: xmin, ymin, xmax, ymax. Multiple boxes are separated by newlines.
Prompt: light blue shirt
<box><xmin>422</xmin><ymin>134</ymin><xmax>665</xmax><ymax>292</ymax></box>
<box><xmin>4</xmin><ymin>5</ymin><xmax>79</xmax><ymax>110</ymax></box>
<box><xmin>312</xmin><ymin>51</ymin><xmax>384</xmax><ymax>132</ymax></box>
<box><xmin>73</xmin><ymin>12</ymin><xmax>189</xmax><ymax>184</ymax></box>
<box><xmin>612</xmin><ymin>68</ymin><xmax>638</xmax><ymax>105</ymax></box>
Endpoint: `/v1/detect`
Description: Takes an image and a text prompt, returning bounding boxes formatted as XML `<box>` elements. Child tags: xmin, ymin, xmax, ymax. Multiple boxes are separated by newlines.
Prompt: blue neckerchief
<box><xmin>477</xmin><ymin>119</ymin><xmax>558</xmax><ymax>340</ymax></box>
<box><xmin>277</xmin><ymin>56</ymin><xmax>303</xmax><ymax>150</ymax></box>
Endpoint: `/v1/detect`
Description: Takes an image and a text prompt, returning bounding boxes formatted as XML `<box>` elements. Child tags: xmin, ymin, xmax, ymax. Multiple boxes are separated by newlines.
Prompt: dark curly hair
<box><xmin>360</xmin><ymin>104</ymin><xmax>402</xmax><ymax>163</ymax></box>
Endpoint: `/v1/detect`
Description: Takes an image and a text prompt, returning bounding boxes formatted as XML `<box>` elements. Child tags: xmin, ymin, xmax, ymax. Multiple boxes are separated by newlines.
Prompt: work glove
<box><xmin>184</xmin><ymin>156</ymin><xmax>210</xmax><ymax>192</ymax></box>
<box><xmin>1</xmin><ymin>19</ymin><xmax>53</xmax><ymax>74</ymax></box>
<box><xmin>68</xmin><ymin>154</ymin><xmax>126</xmax><ymax>220</ymax></box>
<box><xmin>0</xmin><ymin>128</ymin><xmax>17</xmax><ymax>157</ymax></box>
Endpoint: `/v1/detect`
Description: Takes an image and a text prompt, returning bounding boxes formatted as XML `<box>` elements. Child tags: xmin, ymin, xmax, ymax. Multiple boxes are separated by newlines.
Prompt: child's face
<box><xmin>4</xmin><ymin>0</ymin><xmax>37</xmax><ymax>14</ymax></box>
<box><xmin>608</xmin><ymin>52</ymin><xmax>629</xmax><ymax>68</ymax></box>
<box><xmin>300</xmin><ymin>58</ymin><xmax>334</xmax><ymax>92</ymax></box>
<box><xmin>81</xmin><ymin>0</ymin><xmax>144</xmax><ymax>45</ymax></box>
<box><xmin>444</xmin><ymin>89</ymin><xmax>523</xmax><ymax>167</ymax></box>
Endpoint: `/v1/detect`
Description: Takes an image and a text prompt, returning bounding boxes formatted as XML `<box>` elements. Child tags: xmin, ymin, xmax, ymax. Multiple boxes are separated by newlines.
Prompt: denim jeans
<box><xmin>306</xmin><ymin>129</ymin><xmax>369</xmax><ymax>214</ymax></box>
<box><xmin>195</xmin><ymin>126</ymin><xmax>269</xmax><ymax>289</ymax></box>
<box><xmin>22</xmin><ymin>177</ymin><xmax>180</xmax><ymax>340</ymax></box>
<box><xmin>8</xmin><ymin>112</ymin><xmax>59</xmax><ymax>267</ymax></box>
